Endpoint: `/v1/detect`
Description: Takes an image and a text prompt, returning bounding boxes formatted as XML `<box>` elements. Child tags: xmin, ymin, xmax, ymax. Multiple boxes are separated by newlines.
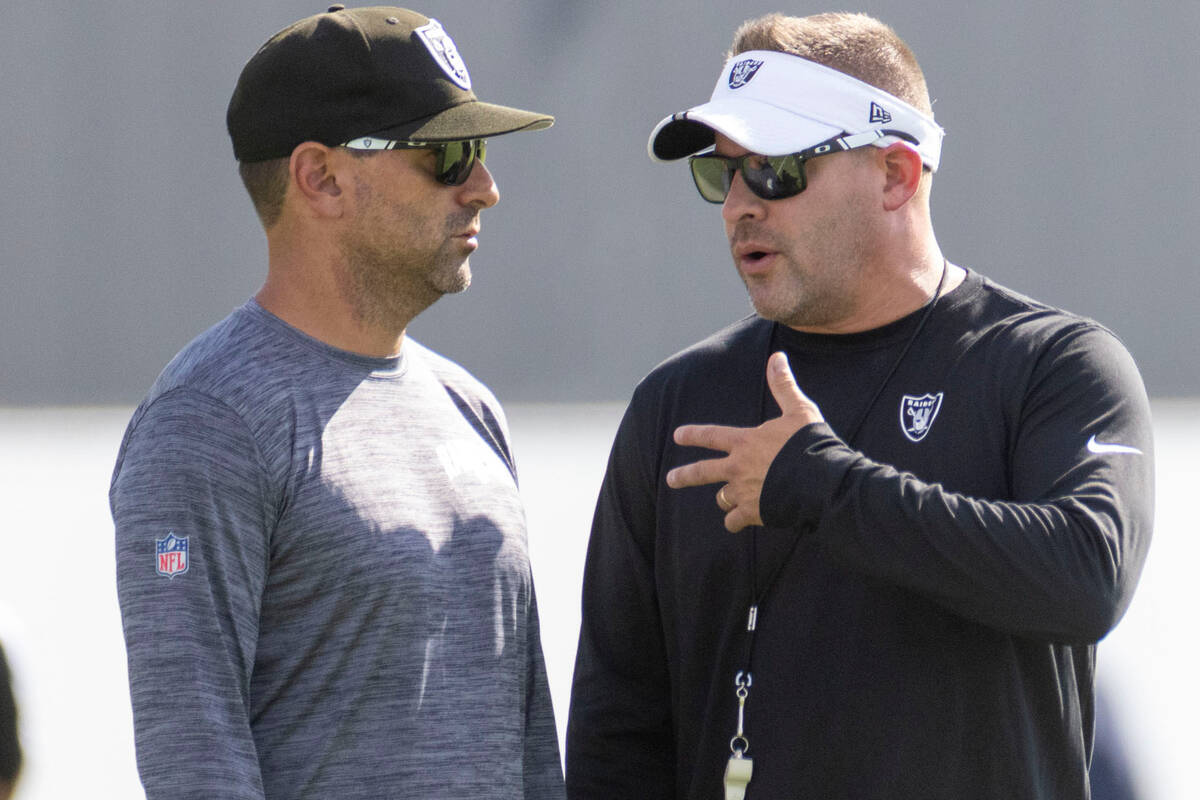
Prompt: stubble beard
<box><xmin>733</xmin><ymin>194</ymin><xmax>874</xmax><ymax>330</ymax></box>
<box><xmin>743</xmin><ymin>252</ymin><xmax>865</xmax><ymax>329</ymax></box>
<box><xmin>732</xmin><ymin>229</ymin><xmax>864</xmax><ymax>329</ymax></box>
<box><xmin>337</xmin><ymin>183</ymin><xmax>476</xmax><ymax>332</ymax></box>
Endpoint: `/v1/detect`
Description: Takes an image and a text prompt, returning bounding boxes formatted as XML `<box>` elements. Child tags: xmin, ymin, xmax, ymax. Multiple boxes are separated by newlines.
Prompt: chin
<box><xmin>747</xmin><ymin>291</ymin><xmax>789</xmax><ymax>323</ymax></box>
<box><xmin>444</xmin><ymin>269</ymin><xmax>472</xmax><ymax>295</ymax></box>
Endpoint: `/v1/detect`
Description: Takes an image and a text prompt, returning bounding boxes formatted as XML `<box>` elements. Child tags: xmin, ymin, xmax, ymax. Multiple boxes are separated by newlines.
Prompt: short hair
<box><xmin>237</xmin><ymin>158</ymin><xmax>290</xmax><ymax>229</ymax></box>
<box><xmin>237</xmin><ymin>148</ymin><xmax>382</xmax><ymax>230</ymax></box>
<box><xmin>729</xmin><ymin>13</ymin><xmax>933</xmax><ymax>117</ymax></box>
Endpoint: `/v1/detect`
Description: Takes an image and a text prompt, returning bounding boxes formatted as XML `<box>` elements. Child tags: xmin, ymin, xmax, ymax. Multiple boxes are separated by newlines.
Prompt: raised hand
<box><xmin>666</xmin><ymin>352</ymin><xmax>824</xmax><ymax>532</ymax></box>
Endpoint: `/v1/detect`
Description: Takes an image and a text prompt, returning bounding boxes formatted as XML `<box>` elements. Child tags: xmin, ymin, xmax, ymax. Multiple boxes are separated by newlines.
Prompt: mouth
<box><xmin>733</xmin><ymin>244</ymin><xmax>777</xmax><ymax>275</ymax></box>
<box><xmin>456</xmin><ymin>225</ymin><xmax>481</xmax><ymax>249</ymax></box>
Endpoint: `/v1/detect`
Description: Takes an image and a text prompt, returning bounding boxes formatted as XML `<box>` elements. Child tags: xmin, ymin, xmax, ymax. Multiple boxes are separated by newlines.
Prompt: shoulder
<box><xmin>636</xmin><ymin>315</ymin><xmax>771</xmax><ymax>397</ymax></box>
<box><xmin>117</xmin><ymin>304</ymin><xmax>302</xmax><ymax>480</ymax></box>
<box><xmin>965</xmin><ymin>272</ymin><xmax>1104</xmax><ymax>333</ymax></box>
<box><xmin>609</xmin><ymin>315</ymin><xmax>774</xmax><ymax>438</ymax></box>
<box><xmin>947</xmin><ymin>271</ymin><xmax>1129</xmax><ymax>359</ymax></box>
<box><xmin>946</xmin><ymin>271</ymin><xmax>1146</xmax><ymax>401</ymax></box>
<box><xmin>149</xmin><ymin>304</ymin><xmax>295</xmax><ymax>408</ymax></box>
<box><xmin>407</xmin><ymin>338</ymin><xmax>504</xmax><ymax>412</ymax></box>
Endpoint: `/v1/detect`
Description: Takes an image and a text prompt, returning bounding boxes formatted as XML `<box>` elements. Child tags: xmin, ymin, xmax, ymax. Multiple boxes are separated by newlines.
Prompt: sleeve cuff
<box><xmin>760</xmin><ymin>422</ymin><xmax>861</xmax><ymax>529</ymax></box>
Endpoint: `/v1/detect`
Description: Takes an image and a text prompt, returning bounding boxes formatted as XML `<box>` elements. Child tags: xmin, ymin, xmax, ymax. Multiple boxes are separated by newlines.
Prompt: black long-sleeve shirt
<box><xmin>567</xmin><ymin>270</ymin><xmax>1153</xmax><ymax>799</ymax></box>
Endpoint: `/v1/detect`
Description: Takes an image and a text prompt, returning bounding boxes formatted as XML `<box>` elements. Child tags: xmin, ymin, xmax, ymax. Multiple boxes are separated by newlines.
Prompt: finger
<box><xmin>673</xmin><ymin>423</ymin><xmax>741</xmax><ymax>454</ymax></box>
<box><xmin>666</xmin><ymin>457</ymin><xmax>729</xmax><ymax>489</ymax></box>
<box><xmin>724</xmin><ymin>506</ymin><xmax>757</xmax><ymax>533</ymax></box>
<box><xmin>725</xmin><ymin>499</ymin><xmax>763</xmax><ymax>532</ymax></box>
<box><xmin>766</xmin><ymin>351</ymin><xmax>812</xmax><ymax>415</ymax></box>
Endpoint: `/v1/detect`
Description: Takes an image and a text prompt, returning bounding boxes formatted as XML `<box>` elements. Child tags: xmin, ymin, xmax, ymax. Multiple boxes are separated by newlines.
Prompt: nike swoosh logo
<box><xmin>1087</xmin><ymin>435</ymin><xmax>1143</xmax><ymax>456</ymax></box>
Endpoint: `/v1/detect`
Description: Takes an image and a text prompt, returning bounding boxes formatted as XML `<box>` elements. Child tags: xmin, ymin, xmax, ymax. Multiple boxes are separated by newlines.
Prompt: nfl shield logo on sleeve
<box><xmin>156</xmin><ymin>532</ymin><xmax>189</xmax><ymax>578</ymax></box>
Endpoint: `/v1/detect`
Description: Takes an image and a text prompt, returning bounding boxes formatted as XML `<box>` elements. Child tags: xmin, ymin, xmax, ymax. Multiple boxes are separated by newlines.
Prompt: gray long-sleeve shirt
<box><xmin>111</xmin><ymin>300</ymin><xmax>563</xmax><ymax>800</ymax></box>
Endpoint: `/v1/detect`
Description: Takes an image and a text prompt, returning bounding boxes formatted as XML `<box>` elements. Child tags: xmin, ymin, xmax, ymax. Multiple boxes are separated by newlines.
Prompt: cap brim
<box><xmin>369</xmin><ymin>99</ymin><xmax>553</xmax><ymax>142</ymax></box>
<box><xmin>649</xmin><ymin>98</ymin><xmax>841</xmax><ymax>161</ymax></box>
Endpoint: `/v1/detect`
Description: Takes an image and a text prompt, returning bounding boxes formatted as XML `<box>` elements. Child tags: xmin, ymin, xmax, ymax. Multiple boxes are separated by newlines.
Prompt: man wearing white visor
<box><xmin>567</xmin><ymin>12</ymin><xmax>1152</xmax><ymax>800</ymax></box>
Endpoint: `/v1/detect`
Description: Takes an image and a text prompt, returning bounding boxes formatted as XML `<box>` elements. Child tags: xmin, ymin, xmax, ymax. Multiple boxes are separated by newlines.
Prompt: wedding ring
<box><xmin>717</xmin><ymin>486</ymin><xmax>733</xmax><ymax>512</ymax></box>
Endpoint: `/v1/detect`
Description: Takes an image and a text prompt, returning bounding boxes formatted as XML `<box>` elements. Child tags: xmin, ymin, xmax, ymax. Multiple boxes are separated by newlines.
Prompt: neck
<box><xmin>255</xmin><ymin>231</ymin><xmax>418</xmax><ymax>358</ymax></box>
<box><xmin>791</xmin><ymin>250</ymin><xmax>953</xmax><ymax>335</ymax></box>
<box><xmin>790</xmin><ymin>202</ymin><xmax>963</xmax><ymax>334</ymax></box>
<box><xmin>255</xmin><ymin>282</ymin><xmax>412</xmax><ymax>358</ymax></box>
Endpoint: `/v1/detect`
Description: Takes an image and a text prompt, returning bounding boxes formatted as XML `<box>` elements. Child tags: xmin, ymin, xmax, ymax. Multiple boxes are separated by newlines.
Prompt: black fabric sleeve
<box><xmin>566</xmin><ymin>399</ymin><xmax>676</xmax><ymax>800</ymax></box>
<box><xmin>761</xmin><ymin>326</ymin><xmax>1154</xmax><ymax>644</ymax></box>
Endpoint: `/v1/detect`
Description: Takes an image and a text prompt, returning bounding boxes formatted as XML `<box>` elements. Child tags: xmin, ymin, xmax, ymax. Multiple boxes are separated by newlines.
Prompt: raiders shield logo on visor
<box><xmin>728</xmin><ymin>58</ymin><xmax>764</xmax><ymax>89</ymax></box>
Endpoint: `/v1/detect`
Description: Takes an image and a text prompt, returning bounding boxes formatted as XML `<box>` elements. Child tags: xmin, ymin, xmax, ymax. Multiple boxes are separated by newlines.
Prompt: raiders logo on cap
<box><xmin>416</xmin><ymin>19</ymin><xmax>471</xmax><ymax>91</ymax></box>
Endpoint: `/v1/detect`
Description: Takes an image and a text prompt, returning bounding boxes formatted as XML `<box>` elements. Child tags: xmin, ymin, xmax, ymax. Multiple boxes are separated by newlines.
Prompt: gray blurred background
<box><xmin>2</xmin><ymin>0</ymin><xmax>1196</xmax><ymax>404</ymax></box>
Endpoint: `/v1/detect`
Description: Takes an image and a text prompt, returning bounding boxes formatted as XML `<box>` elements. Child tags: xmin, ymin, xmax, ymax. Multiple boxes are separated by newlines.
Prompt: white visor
<box><xmin>648</xmin><ymin>50</ymin><xmax>944</xmax><ymax>172</ymax></box>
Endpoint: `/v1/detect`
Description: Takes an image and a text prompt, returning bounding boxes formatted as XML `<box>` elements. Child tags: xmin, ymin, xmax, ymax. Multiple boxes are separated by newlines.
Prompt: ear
<box><xmin>879</xmin><ymin>142</ymin><xmax>924</xmax><ymax>212</ymax></box>
<box><xmin>288</xmin><ymin>142</ymin><xmax>346</xmax><ymax>219</ymax></box>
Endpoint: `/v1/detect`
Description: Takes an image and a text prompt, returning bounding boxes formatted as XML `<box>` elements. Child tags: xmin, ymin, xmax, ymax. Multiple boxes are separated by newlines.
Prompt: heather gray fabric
<box><xmin>111</xmin><ymin>300</ymin><xmax>563</xmax><ymax>800</ymax></box>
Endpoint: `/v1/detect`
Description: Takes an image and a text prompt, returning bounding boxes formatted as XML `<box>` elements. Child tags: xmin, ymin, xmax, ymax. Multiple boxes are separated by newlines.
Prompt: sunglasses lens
<box><xmin>689</xmin><ymin>156</ymin><xmax>734</xmax><ymax>204</ymax></box>
<box><xmin>436</xmin><ymin>140</ymin><xmax>486</xmax><ymax>186</ymax></box>
<box><xmin>742</xmin><ymin>155</ymin><xmax>805</xmax><ymax>200</ymax></box>
<box><xmin>688</xmin><ymin>153</ymin><xmax>807</xmax><ymax>203</ymax></box>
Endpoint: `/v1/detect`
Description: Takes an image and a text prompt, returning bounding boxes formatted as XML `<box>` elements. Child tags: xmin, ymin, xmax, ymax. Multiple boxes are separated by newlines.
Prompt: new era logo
<box><xmin>869</xmin><ymin>102</ymin><xmax>892</xmax><ymax>124</ymax></box>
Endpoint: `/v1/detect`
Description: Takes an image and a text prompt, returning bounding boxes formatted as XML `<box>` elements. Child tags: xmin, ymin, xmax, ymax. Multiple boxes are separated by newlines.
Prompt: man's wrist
<box><xmin>760</xmin><ymin>422</ymin><xmax>855</xmax><ymax>529</ymax></box>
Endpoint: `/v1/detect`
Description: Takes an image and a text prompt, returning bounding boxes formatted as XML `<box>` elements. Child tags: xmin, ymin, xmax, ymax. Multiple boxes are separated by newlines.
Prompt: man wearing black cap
<box><xmin>111</xmin><ymin>6</ymin><xmax>562</xmax><ymax>799</ymax></box>
<box><xmin>567</xmin><ymin>12</ymin><xmax>1152</xmax><ymax>800</ymax></box>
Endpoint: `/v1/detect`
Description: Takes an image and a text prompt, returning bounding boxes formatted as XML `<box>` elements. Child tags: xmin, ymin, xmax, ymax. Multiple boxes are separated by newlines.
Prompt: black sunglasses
<box><xmin>340</xmin><ymin>137</ymin><xmax>487</xmax><ymax>186</ymax></box>
<box><xmin>688</xmin><ymin>129</ymin><xmax>918</xmax><ymax>203</ymax></box>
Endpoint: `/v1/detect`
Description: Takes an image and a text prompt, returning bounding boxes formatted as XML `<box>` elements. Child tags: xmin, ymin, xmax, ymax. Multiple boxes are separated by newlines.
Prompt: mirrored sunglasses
<box><xmin>340</xmin><ymin>137</ymin><xmax>487</xmax><ymax>186</ymax></box>
<box><xmin>688</xmin><ymin>129</ymin><xmax>917</xmax><ymax>203</ymax></box>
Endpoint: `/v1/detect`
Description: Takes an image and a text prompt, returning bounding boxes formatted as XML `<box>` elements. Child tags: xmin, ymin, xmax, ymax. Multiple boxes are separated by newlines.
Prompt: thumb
<box><xmin>767</xmin><ymin>351</ymin><xmax>808</xmax><ymax>414</ymax></box>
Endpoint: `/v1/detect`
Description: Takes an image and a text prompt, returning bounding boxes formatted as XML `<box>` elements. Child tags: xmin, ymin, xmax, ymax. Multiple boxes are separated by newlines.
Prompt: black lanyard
<box><xmin>726</xmin><ymin>261</ymin><xmax>948</xmax><ymax>786</ymax></box>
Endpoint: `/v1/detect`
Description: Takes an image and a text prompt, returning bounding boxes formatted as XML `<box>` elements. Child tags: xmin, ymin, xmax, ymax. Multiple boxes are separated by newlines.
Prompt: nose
<box><xmin>459</xmin><ymin>160</ymin><xmax>500</xmax><ymax>209</ymax></box>
<box><xmin>720</xmin><ymin>167</ymin><xmax>765</xmax><ymax>226</ymax></box>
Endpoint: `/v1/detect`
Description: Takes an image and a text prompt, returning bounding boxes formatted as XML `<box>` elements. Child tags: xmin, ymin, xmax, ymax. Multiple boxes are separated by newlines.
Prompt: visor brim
<box><xmin>649</xmin><ymin>100</ymin><xmax>842</xmax><ymax>162</ymax></box>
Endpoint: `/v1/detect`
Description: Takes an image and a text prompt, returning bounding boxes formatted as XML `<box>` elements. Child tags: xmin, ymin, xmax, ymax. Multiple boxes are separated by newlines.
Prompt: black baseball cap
<box><xmin>227</xmin><ymin>5</ymin><xmax>554</xmax><ymax>162</ymax></box>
